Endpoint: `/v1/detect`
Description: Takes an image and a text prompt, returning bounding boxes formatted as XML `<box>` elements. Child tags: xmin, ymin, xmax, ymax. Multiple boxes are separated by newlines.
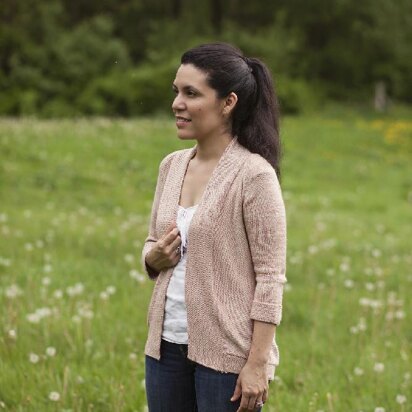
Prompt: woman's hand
<box><xmin>230</xmin><ymin>361</ymin><xmax>269</xmax><ymax>411</ymax></box>
<box><xmin>145</xmin><ymin>223</ymin><xmax>182</xmax><ymax>273</ymax></box>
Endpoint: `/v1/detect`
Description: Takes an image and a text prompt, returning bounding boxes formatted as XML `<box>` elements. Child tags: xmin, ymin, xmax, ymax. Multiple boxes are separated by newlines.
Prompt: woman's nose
<box><xmin>172</xmin><ymin>94</ymin><xmax>185</xmax><ymax>111</ymax></box>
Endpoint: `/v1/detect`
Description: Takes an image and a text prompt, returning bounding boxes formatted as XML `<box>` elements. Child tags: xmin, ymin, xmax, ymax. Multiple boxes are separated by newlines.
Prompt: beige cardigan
<box><xmin>141</xmin><ymin>136</ymin><xmax>287</xmax><ymax>380</ymax></box>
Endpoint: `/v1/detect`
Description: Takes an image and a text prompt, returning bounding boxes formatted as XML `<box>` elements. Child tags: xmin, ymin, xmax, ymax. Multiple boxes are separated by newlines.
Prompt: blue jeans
<box><xmin>145</xmin><ymin>339</ymin><xmax>264</xmax><ymax>412</ymax></box>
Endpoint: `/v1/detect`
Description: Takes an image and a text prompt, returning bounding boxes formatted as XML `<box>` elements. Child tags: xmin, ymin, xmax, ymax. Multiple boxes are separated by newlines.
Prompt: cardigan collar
<box><xmin>158</xmin><ymin>136</ymin><xmax>250</xmax><ymax>235</ymax></box>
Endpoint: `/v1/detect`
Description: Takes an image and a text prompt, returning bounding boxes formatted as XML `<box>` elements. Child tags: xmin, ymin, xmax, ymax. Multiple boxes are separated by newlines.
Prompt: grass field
<box><xmin>0</xmin><ymin>107</ymin><xmax>411</xmax><ymax>411</ymax></box>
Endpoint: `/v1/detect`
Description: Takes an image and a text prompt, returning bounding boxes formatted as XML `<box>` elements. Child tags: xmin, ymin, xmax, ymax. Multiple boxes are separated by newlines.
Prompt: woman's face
<box><xmin>172</xmin><ymin>64</ymin><xmax>228</xmax><ymax>141</ymax></box>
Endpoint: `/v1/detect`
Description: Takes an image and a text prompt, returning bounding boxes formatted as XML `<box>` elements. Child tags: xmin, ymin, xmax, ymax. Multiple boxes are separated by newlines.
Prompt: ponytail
<box><xmin>236</xmin><ymin>58</ymin><xmax>282</xmax><ymax>182</ymax></box>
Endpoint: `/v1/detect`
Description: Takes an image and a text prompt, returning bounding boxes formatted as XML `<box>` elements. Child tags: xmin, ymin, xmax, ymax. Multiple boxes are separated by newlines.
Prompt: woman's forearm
<box><xmin>247</xmin><ymin>320</ymin><xmax>276</xmax><ymax>366</ymax></box>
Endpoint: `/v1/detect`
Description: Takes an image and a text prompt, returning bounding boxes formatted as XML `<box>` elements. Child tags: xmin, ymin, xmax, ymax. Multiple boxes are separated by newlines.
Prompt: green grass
<box><xmin>0</xmin><ymin>108</ymin><xmax>411</xmax><ymax>411</ymax></box>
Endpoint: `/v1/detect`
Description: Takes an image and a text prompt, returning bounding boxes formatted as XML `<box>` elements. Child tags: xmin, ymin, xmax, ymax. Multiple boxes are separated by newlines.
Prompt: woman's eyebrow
<box><xmin>172</xmin><ymin>84</ymin><xmax>200</xmax><ymax>93</ymax></box>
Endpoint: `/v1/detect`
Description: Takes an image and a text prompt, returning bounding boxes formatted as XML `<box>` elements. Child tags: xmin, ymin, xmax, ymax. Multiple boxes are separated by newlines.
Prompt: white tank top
<box><xmin>162</xmin><ymin>204</ymin><xmax>198</xmax><ymax>344</ymax></box>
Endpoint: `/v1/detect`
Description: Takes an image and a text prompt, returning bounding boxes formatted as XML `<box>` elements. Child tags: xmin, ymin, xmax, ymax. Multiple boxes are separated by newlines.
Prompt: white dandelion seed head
<box><xmin>8</xmin><ymin>329</ymin><xmax>17</xmax><ymax>339</ymax></box>
<box><xmin>24</xmin><ymin>243</ymin><xmax>34</xmax><ymax>251</ymax></box>
<box><xmin>5</xmin><ymin>284</ymin><xmax>23</xmax><ymax>299</ymax></box>
<box><xmin>42</xmin><ymin>277</ymin><xmax>51</xmax><ymax>286</ymax></box>
<box><xmin>100</xmin><ymin>291</ymin><xmax>109</xmax><ymax>300</ymax></box>
<box><xmin>395</xmin><ymin>310</ymin><xmax>405</xmax><ymax>319</ymax></box>
<box><xmin>124</xmin><ymin>254</ymin><xmax>134</xmax><ymax>263</ymax></box>
<box><xmin>53</xmin><ymin>289</ymin><xmax>63</xmax><ymax>299</ymax></box>
<box><xmin>29</xmin><ymin>353</ymin><xmax>40</xmax><ymax>363</ymax></box>
<box><xmin>396</xmin><ymin>394</ymin><xmax>406</xmax><ymax>404</ymax></box>
<box><xmin>354</xmin><ymin>367</ymin><xmax>364</xmax><ymax>376</ymax></box>
<box><xmin>129</xmin><ymin>353</ymin><xmax>137</xmax><ymax>361</ymax></box>
<box><xmin>374</xmin><ymin>408</ymin><xmax>385</xmax><ymax>412</ymax></box>
<box><xmin>106</xmin><ymin>285</ymin><xmax>116</xmax><ymax>295</ymax></box>
<box><xmin>46</xmin><ymin>347</ymin><xmax>56</xmax><ymax>357</ymax></box>
<box><xmin>374</xmin><ymin>362</ymin><xmax>385</xmax><ymax>373</ymax></box>
<box><xmin>44</xmin><ymin>264</ymin><xmax>52</xmax><ymax>273</ymax></box>
<box><xmin>48</xmin><ymin>391</ymin><xmax>60</xmax><ymax>401</ymax></box>
<box><xmin>344</xmin><ymin>279</ymin><xmax>354</xmax><ymax>288</ymax></box>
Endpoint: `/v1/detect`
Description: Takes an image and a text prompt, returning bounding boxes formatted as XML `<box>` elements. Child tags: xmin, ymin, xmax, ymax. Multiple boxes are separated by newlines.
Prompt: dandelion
<box><xmin>53</xmin><ymin>289</ymin><xmax>63</xmax><ymax>299</ymax></box>
<box><xmin>5</xmin><ymin>284</ymin><xmax>23</xmax><ymax>298</ymax></box>
<box><xmin>42</xmin><ymin>277</ymin><xmax>51</xmax><ymax>286</ymax></box>
<box><xmin>344</xmin><ymin>279</ymin><xmax>354</xmax><ymax>288</ymax></box>
<box><xmin>354</xmin><ymin>367</ymin><xmax>364</xmax><ymax>376</ymax></box>
<box><xmin>8</xmin><ymin>329</ymin><xmax>17</xmax><ymax>339</ymax></box>
<box><xmin>141</xmin><ymin>379</ymin><xmax>146</xmax><ymax>389</ymax></box>
<box><xmin>130</xmin><ymin>269</ymin><xmax>145</xmax><ymax>283</ymax></box>
<box><xmin>129</xmin><ymin>353</ymin><xmax>137</xmax><ymax>361</ymax></box>
<box><xmin>374</xmin><ymin>408</ymin><xmax>385</xmax><ymax>412</ymax></box>
<box><xmin>308</xmin><ymin>245</ymin><xmax>318</xmax><ymax>254</ymax></box>
<box><xmin>46</xmin><ymin>347</ymin><xmax>56</xmax><ymax>357</ymax></box>
<box><xmin>44</xmin><ymin>264</ymin><xmax>52</xmax><ymax>273</ymax></box>
<box><xmin>371</xmin><ymin>249</ymin><xmax>381</xmax><ymax>257</ymax></box>
<box><xmin>124</xmin><ymin>254</ymin><xmax>134</xmax><ymax>263</ymax></box>
<box><xmin>106</xmin><ymin>285</ymin><xmax>116</xmax><ymax>295</ymax></box>
<box><xmin>29</xmin><ymin>353</ymin><xmax>40</xmax><ymax>364</ymax></box>
<box><xmin>374</xmin><ymin>362</ymin><xmax>385</xmax><ymax>373</ymax></box>
<box><xmin>339</xmin><ymin>262</ymin><xmax>350</xmax><ymax>272</ymax></box>
<box><xmin>100</xmin><ymin>291</ymin><xmax>109</xmax><ymax>300</ymax></box>
<box><xmin>66</xmin><ymin>283</ymin><xmax>84</xmax><ymax>297</ymax></box>
<box><xmin>396</xmin><ymin>395</ymin><xmax>406</xmax><ymax>404</ymax></box>
<box><xmin>395</xmin><ymin>310</ymin><xmax>405</xmax><ymax>319</ymax></box>
<box><xmin>0</xmin><ymin>400</ymin><xmax>6</xmax><ymax>408</ymax></box>
<box><xmin>24</xmin><ymin>243</ymin><xmax>34</xmax><ymax>251</ymax></box>
<box><xmin>48</xmin><ymin>391</ymin><xmax>60</xmax><ymax>401</ymax></box>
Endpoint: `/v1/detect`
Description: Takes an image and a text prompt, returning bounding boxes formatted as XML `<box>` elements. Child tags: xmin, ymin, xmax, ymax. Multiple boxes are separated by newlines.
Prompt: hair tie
<box><xmin>242</xmin><ymin>57</ymin><xmax>253</xmax><ymax>73</ymax></box>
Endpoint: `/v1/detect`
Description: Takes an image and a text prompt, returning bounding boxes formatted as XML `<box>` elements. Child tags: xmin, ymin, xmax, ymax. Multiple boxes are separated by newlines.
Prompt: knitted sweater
<box><xmin>141</xmin><ymin>136</ymin><xmax>287</xmax><ymax>381</ymax></box>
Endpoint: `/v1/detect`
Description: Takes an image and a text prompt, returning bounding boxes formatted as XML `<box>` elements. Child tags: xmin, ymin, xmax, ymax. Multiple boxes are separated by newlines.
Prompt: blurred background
<box><xmin>1</xmin><ymin>0</ymin><xmax>412</xmax><ymax>117</ymax></box>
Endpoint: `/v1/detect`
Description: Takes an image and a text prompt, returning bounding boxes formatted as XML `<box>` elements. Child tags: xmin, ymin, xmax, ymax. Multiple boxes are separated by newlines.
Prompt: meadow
<box><xmin>0</xmin><ymin>106</ymin><xmax>411</xmax><ymax>411</ymax></box>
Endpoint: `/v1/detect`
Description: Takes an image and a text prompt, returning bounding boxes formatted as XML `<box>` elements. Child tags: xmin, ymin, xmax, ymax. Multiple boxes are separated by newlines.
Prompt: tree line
<box><xmin>1</xmin><ymin>0</ymin><xmax>411</xmax><ymax>117</ymax></box>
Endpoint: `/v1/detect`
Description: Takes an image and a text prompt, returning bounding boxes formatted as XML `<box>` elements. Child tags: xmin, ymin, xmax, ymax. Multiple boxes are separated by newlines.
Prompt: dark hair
<box><xmin>181</xmin><ymin>42</ymin><xmax>282</xmax><ymax>182</ymax></box>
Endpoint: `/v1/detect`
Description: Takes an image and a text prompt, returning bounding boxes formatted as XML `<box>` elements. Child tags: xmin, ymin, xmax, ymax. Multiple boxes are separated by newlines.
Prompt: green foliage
<box><xmin>1</xmin><ymin>0</ymin><xmax>412</xmax><ymax>116</ymax></box>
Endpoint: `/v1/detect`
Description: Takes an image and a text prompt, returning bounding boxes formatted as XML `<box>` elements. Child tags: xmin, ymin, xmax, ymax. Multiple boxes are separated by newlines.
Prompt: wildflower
<box><xmin>100</xmin><ymin>291</ymin><xmax>109</xmax><ymax>300</ymax></box>
<box><xmin>106</xmin><ymin>285</ymin><xmax>116</xmax><ymax>295</ymax></box>
<box><xmin>5</xmin><ymin>284</ymin><xmax>23</xmax><ymax>299</ymax></box>
<box><xmin>44</xmin><ymin>264</ymin><xmax>52</xmax><ymax>273</ymax></box>
<box><xmin>396</xmin><ymin>395</ymin><xmax>406</xmax><ymax>404</ymax></box>
<box><xmin>8</xmin><ymin>329</ymin><xmax>17</xmax><ymax>339</ymax></box>
<box><xmin>48</xmin><ymin>392</ymin><xmax>60</xmax><ymax>401</ymax></box>
<box><xmin>129</xmin><ymin>353</ymin><xmax>137</xmax><ymax>361</ymax></box>
<box><xmin>42</xmin><ymin>277</ymin><xmax>51</xmax><ymax>286</ymax></box>
<box><xmin>24</xmin><ymin>243</ymin><xmax>34</xmax><ymax>251</ymax></box>
<box><xmin>53</xmin><ymin>289</ymin><xmax>63</xmax><ymax>299</ymax></box>
<box><xmin>124</xmin><ymin>254</ymin><xmax>134</xmax><ymax>263</ymax></box>
<box><xmin>374</xmin><ymin>408</ymin><xmax>385</xmax><ymax>412</ymax></box>
<box><xmin>0</xmin><ymin>400</ymin><xmax>6</xmax><ymax>408</ymax></box>
<box><xmin>130</xmin><ymin>270</ymin><xmax>145</xmax><ymax>283</ymax></box>
<box><xmin>395</xmin><ymin>310</ymin><xmax>405</xmax><ymax>319</ymax></box>
<box><xmin>46</xmin><ymin>347</ymin><xmax>56</xmax><ymax>357</ymax></box>
<box><xmin>66</xmin><ymin>283</ymin><xmax>84</xmax><ymax>297</ymax></box>
<box><xmin>29</xmin><ymin>353</ymin><xmax>40</xmax><ymax>363</ymax></box>
<box><xmin>374</xmin><ymin>363</ymin><xmax>385</xmax><ymax>373</ymax></box>
<box><xmin>354</xmin><ymin>367</ymin><xmax>364</xmax><ymax>376</ymax></box>
<box><xmin>344</xmin><ymin>279</ymin><xmax>354</xmax><ymax>288</ymax></box>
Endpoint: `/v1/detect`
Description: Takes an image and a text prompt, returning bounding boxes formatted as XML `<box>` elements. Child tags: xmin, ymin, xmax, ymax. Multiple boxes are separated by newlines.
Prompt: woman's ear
<box><xmin>223</xmin><ymin>92</ymin><xmax>238</xmax><ymax>116</ymax></box>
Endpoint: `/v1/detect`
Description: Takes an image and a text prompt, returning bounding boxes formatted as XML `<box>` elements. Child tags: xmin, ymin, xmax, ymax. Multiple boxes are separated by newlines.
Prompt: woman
<box><xmin>141</xmin><ymin>42</ymin><xmax>287</xmax><ymax>412</ymax></box>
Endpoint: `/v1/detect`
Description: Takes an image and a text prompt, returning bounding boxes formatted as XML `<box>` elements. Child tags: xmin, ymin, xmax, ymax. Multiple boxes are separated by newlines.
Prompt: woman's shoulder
<box><xmin>159</xmin><ymin>148</ymin><xmax>192</xmax><ymax>171</ymax></box>
<box><xmin>243</xmin><ymin>151</ymin><xmax>277</xmax><ymax>178</ymax></box>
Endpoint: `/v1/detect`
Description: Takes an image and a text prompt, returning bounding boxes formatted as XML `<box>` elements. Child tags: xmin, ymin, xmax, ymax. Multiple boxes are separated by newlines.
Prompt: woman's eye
<box><xmin>187</xmin><ymin>90</ymin><xmax>196</xmax><ymax>97</ymax></box>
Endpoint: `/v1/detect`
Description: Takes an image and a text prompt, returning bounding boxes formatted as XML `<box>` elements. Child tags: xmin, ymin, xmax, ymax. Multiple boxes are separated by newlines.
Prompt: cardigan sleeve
<box><xmin>141</xmin><ymin>152</ymin><xmax>175</xmax><ymax>280</ymax></box>
<box><xmin>242</xmin><ymin>164</ymin><xmax>287</xmax><ymax>325</ymax></box>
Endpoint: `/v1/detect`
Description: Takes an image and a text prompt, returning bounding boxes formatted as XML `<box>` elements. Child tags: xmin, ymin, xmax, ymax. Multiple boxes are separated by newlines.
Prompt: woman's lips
<box><xmin>176</xmin><ymin>117</ymin><xmax>191</xmax><ymax>127</ymax></box>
